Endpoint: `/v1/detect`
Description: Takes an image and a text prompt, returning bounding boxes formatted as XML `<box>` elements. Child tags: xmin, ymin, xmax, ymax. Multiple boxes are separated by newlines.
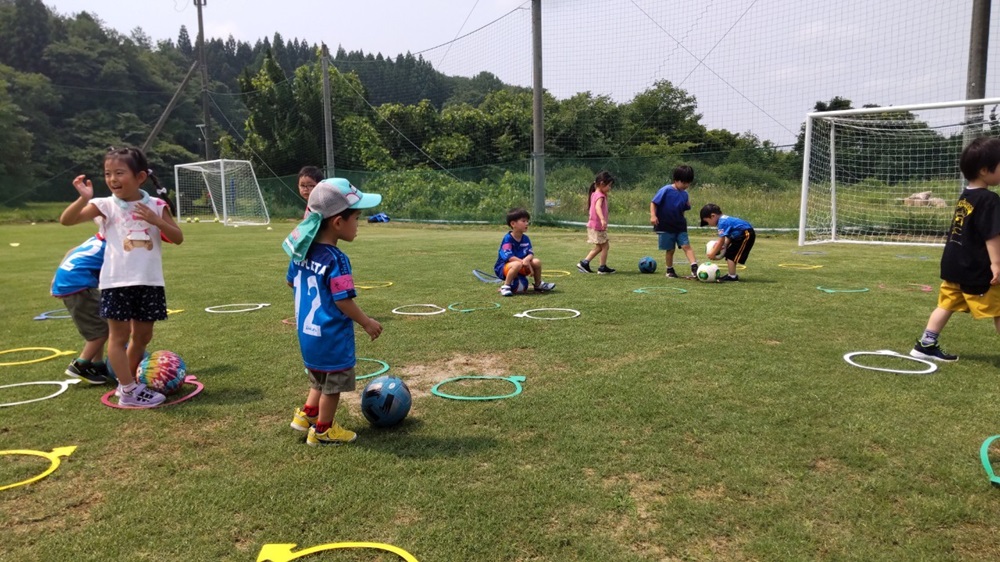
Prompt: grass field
<box><xmin>3</xmin><ymin>220</ymin><xmax>1000</xmax><ymax>561</ymax></box>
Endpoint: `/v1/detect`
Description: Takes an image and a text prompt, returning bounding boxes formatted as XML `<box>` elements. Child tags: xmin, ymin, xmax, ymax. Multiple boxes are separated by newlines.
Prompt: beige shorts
<box><xmin>587</xmin><ymin>228</ymin><xmax>609</xmax><ymax>245</ymax></box>
<box><xmin>308</xmin><ymin>366</ymin><xmax>356</xmax><ymax>394</ymax></box>
<box><xmin>63</xmin><ymin>289</ymin><xmax>108</xmax><ymax>341</ymax></box>
<box><xmin>937</xmin><ymin>281</ymin><xmax>1000</xmax><ymax>319</ymax></box>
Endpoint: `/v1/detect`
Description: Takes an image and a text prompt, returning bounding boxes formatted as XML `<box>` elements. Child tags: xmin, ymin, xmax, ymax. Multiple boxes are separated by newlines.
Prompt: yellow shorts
<box><xmin>937</xmin><ymin>281</ymin><xmax>1000</xmax><ymax>319</ymax></box>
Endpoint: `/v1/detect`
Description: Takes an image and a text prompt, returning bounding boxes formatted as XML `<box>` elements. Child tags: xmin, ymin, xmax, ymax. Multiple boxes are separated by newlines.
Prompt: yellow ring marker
<box><xmin>167</xmin><ymin>309</ymin><xmax>184</xmax><ymax>315</ymax></box>
<box><xmin>257</xmin><ymin>542</ymin><xmax>418</xmax><ymax>562</ymax></box>
<box><xmin>0</xmin><ymin>348</ymin><xmax>76</xmax><ymax>367</ymax></box>
<box><xmin>736</xmin><ymin>264</ymin><xmax>747</xmax><ymax>270</ymax></box>
<box><xmin>542</xmin><ymin>270</ymin><xmax>571</xmax><ymax>278</ymax></box>
<box><xmin>0</xmin><ymin>446</ymin><xmax>76</xmax><ymax>491</ymax></box>
<box><xmin>777</xmin><ymin>263</ymin><xmax>823</xmax><ymax>270</ymax></box>
<box><xmin>356</xmin><ymin>281</ymin><xmax>393</xmax><ymax>289</ymax></box>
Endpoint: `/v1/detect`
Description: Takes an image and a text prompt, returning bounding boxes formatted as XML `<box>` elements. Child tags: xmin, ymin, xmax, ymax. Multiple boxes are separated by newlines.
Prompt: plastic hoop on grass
<box><xmin>778</xmin><ymin>263</ymin><xmax>823</xmax><ymax>270</ymax></box>
<box><xmin>791</xmin><ymin>250</ymin><xmax>827</xmax><ymax>255</ymax></box>
<box><xmin>0</xmin><ymin>446</ymin><xmax>76</xmax><ymax>492</ymax></box>
<box><xmin>356</xmin><ymin>281</ymin><xmax>393</xmax><ymax>289</ymax></box>
<box><xmin>542</xmin><ymin>270</ymin><xmax>572</xmax><ymax>278</ymax></box>
<box><xmin>281</xmin><ymin>317</ymin><xmax>295</xmax><ymax>326</ymax></box>
<box><xmin>907</xmin><ymin>283</ymin><xmax>934</xmax><ymax>292</ymax></box>
<box><xmin>979</xmin><ymin>435</ymin><xmax>1000</xmax><ymax>487</ymax></box>
<box><xmin>472</xmin><ymin>269</ymin><xmax>502</xmax><ymax>283</ymax></box>
<box><xmin>514</xmin><ymin>308</ymin><xmax>580</xmax><ymax>320</ymax></box>
<box><xmin>842</xmin><ymin>350</ymin><xmax>937</xmax><ymax>375</ymax></box>
<box><xmin>632</xmin><ymin>287</ymin><xmax>688</xmax><ymax>295</ymax></box>
<box><xmin>257</xmin><ymin>542</ymin><xmax>419</xmax><ymax>562</ymax></box>
<box><xmin>0</xmin><ymin>348</ymin><xmax>76</xmax><ymax>367</ymax></box>
<box><xmin>204</xmin><ymin>303</ymin><xmax>270</xmax><ymax>313</ymax></box>
<box><xmin>895</xmin><ymin>254</ymin><xmax>931</xmax><ymax>260</ymax></box>
<box><xmin>355</xmin><ymin>358</ymin><xmax>390</xmax><ymax>381</ymax></box>
<box><xmin>447</xmin><ymin>301</ymin><xmax>501</xmax><ymax>313</ymax></box>
<box><xmin>431</xmin><ymin>375</ymin><xmax>526</xmax><ymax>401</ymax></box>
<box><xmin>817</xmin><ymin>286</ymin><xmax>869</xmax><ymax>293</ymax></box>
<box><xmin>33</xmin><ymin>309</ymin><xmax>70</xmax><ymax>320</ymax></box>
<box><xmin>0</xmin><ymin>379</ymin><xmax>81</xmax><ymax>408</ymax></box>
<box><xmin>100</xmin><ymin>375</ymin><xmax>204</xmax><ymax>409</ymax></box>
<box><xmin>392</xmin><ymin>304</ymin><xmax>446</xmax><ymax>316</ymax></box>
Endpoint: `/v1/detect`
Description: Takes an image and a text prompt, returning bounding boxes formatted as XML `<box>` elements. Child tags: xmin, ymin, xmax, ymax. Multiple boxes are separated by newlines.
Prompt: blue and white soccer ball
<box><xmin>696</xmin><ymin>262</ymin><xmax>721</xmax><ymax>283</ymax></box>
<box><xmin>505</xmin><ymin>275</ymin><xmax>529</xmax><ymax>294</ymax></box>
<box><xmin>361</xmin><ymin>375</ymin><xmax>412</xmax><ymax>428</ymax></box>
<box><xmin>638</xmin><ymin>256</ymin><xmax>657</xmax><ymax>274</ymax></box>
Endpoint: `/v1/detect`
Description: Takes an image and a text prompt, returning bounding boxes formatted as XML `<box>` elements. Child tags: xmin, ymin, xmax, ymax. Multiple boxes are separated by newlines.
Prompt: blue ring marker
<box><xmin>981</xmin><ymin>436</ymin><xmax>1000</xmax><ymax>487</ymax></box>
<box><xmin>447</xmin><ymin>301</ymin><xmax>501</xmax><ymax>313</ymax></box>
<box><xmin>431</xmin><ymin>375</ymin><xmax>526</xmax><ymax>401</ymax></box>
<box><xmin>632</xmin><ymin>287</ymin><xmax>688</xmax><ymax>294</ymax></box>
<box><xmin>817</xmin><ymin>286</ymin><xmax>869</xmax><ymax>293</ymax></box>
<box><xmin>33</xmin><ymin>309</ymin><xmax>71</xmax><ymax>320</ymax></box>
<box><xmin>356</xmin><ymin>358</ymin><xmax>390</xmax><ymax>381</ymax></box>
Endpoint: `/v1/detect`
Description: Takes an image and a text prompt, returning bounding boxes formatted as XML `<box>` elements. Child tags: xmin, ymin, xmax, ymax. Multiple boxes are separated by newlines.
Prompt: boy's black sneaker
<box><xmin>65</xmin><ymin>360</ymin><xmax>109</xmax><ymax>385</ymax></box>
<box><xmin>665</xmin><ymin>268</ymin><xmax>679</xmax><ymax>278</ymax></box>
<box><xmin>597</xmin><ymin>265</ymin><xmax>616</xmax><ymax>274</ymax></box>
<box><xmin>690</xmin><ymin>263</ymin><xmax>699</xmax><ymax>275</ymax></box>
<box><xmin>576</xmin><ymin>260</ymin><xmax>594</xmax><ymax>273</ymax></box>
<box><xmin>719</xmin><ymin>274</ymin><xmax>740</xmax><ymax>282</ymax></box>
<box><xmin>910</xmin><ymin>341</ymin><xmax>958</xmax><ymax>363</ymax></box>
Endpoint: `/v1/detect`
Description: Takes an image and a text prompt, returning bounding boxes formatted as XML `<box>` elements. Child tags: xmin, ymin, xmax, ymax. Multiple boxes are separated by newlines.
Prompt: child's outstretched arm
<box><xmin>336</xmin><ymin>298</ymin><xmax>382</xmax><ymax>341</ymax></box>
<box><xmin>60</xmin><ymin>175</ymin><xmax>102</xmax><ymax>225</ymax></box>
<box><xmin>987</xmin><ymin>235</ymin><xmax>1000</xmax><ymax>285</ymax></box>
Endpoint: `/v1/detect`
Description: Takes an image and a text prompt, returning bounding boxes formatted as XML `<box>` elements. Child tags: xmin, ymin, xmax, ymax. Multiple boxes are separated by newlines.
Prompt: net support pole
<box><xmin>797</xmin><ymin>115</ymin><xmax>813</xmax><ymax>246</ymax></box>
<box><xmin>321</xmin><ymin>44</ymin><xmax>336</xmax><ymax>177</ymax></box>
<box><xmin>142</xmin><ymin>61</ymin><xmax>199</xmax><ymax>154</ymax></box>
<box><xmin>530</xmin><ymin>0</ymin><xmax>545</xmax><ymax>219</ymax></box>
<box><xmin>963</xmin><ymin>0</ymin><xmax>992</xmax><ymax>149</ymax></box>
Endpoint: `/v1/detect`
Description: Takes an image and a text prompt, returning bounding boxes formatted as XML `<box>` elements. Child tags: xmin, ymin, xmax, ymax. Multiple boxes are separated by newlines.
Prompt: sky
<box><xmin>45</xmin><ymin>1</ymin><xmax>1000</xmax><ymax>147</ymax></box>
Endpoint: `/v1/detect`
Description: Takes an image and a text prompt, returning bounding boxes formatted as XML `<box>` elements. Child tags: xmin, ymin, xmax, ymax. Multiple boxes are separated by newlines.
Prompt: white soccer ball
<box><xmin>706</xmin><ymin>240</ymin><xmax>720</xmax><ymax>259</ymax></box>
<box><xmin>696</xmin><ymin>262</ymin><xmax>720</xmax><ymax>283</ymax></box>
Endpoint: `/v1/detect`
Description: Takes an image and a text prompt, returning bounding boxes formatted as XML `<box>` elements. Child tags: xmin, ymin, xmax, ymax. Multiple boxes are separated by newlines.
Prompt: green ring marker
<box><xmin>981</xmin><ymin>435</ymin><xmax>1000</xmax><ymax>487</ymax></box>
<box><xmin>447</xmin><ymin>301</ymin><xmax>501</xmax><ymax>313</ymax></box>
<box><xmin>431</xmin><ymin>375</ymin><xmax>526</xmax><ymax>401</ymax></box>
<box><xmin>356</xmin><ymin>358</ymin><xmax>390</xmax><ymax>381</ymax></box>
<box><xmin>817</xmin><ymin>286</ymin><xmax>869</xmax><ymax>293</ymax></box>
<box><xmin>632</xmin><ymin>287</ymin><xmax>688</xmax><ymax>294</ymax></box>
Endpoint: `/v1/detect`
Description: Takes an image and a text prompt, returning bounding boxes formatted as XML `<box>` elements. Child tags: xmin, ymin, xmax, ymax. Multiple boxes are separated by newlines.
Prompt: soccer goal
<box><xmin>174</xmin><ymin>159</ymin><xmax>270</xmax><ymax>226</ymax></box>
<box><xmin>799</xmin><ymin>98</ymin><xmax>1000</xmax><ymax>246</ymax></box>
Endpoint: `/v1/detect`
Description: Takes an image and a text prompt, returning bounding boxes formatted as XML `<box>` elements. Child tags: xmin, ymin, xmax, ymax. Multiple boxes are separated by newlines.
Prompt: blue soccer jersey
<box><xmin>51</xmin><ymin>235</ymin><xmax>106</xmax><ymax>297</ymax></box>
<box><xmin>286</xmin><ymin>243</ymin><xmax>358</xmax><ymax>372</ymax></box>
<box><xmin>494</xmin><ymin>231</ymin><xmax>533</xmax><ymax>278</ymax></box>
<box><xmin>717</xmin><ymin>215</ymin><xmax>753</xmax><ymax>239</ymax></box>
<box><xmin>651</xmin><ymin>184</ymin><xmax>690</xmax><ymax>233</ymax></box>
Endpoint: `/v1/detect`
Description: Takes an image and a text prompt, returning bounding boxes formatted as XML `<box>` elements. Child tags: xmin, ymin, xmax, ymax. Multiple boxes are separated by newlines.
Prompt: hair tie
<box><xmin>147</xmin><ymin>168</ymin><xmax>154</xmax><ymax>175</ymax></box>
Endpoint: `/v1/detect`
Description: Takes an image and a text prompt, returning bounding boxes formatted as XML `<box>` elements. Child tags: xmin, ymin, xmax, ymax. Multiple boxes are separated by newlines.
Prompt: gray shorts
<box><xmin>63</xmin><ymin>289</ymin><xmax>108</xmax><ymax>341</ymax></box>
<box><xmin>308</xmin><ymin>367</ymin><xmax>356</xmax><ymax>394</ymax></box>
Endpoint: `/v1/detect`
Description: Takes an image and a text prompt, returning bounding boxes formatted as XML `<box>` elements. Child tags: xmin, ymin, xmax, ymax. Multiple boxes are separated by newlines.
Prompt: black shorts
<box><xmin>724</xmin><ymin>229</ymin><xmax>755</xmax><ymax>264</ymax></box>
<box><xmin>100</xmin><ymin>286</ymin><xmax>167</xmax><ymax>322</ymax></box>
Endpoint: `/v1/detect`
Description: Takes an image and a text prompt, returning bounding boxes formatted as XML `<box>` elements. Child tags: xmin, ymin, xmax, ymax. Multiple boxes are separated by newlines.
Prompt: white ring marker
<box><xmin>843</xmin><ymin>350</ymin><xmax>937</xmax><ymax>375</ymax></box>
<box><xmin>514</xmin><ymin>308</ymin><xmax>581</xmax><ymax>320</ymax></box>
<box><xmin>391</xmin><ymin>304</ymin><xmax>446</xmax><ymax>316</ymax></box>
<box><xmin>204</xmin><ymin>303</ymin><xmax>271</xmax><ymax>313</ymax></box>
<box><xmin>0</xmin><ymin>379</ymin><xmax>81</xmax><ymax>408</ymax></box>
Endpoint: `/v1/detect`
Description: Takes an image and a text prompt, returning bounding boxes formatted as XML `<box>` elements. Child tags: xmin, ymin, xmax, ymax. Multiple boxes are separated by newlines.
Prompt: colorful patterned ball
<box><xmin>136</xmin><ymin>350</ymin><xmax>187</xmax><ymax>395</ymax></box>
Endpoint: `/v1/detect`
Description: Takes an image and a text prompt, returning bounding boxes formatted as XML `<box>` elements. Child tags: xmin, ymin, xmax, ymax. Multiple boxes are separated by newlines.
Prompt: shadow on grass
<box><xmin>356</xmin><ymin>419</ymin><xmax>498</xmax><ymax>458</ymax></box>
<box><xmin>957</xmin><ymin>354</ymin><xmax>1000</xmax><ymax>369</ymax></box>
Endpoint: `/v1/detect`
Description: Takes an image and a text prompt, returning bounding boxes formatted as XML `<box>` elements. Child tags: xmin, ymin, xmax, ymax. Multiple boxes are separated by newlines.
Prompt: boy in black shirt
<box><xmin>911</xmin><ymin>137</ymin><xmax>1000</xmax><ymax>362</ymax></box>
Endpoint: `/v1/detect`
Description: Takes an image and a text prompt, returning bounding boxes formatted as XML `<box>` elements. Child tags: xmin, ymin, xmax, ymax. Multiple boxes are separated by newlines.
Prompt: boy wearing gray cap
<box><xmin>283</xmin><ymin>179</ymin><xmax>384</xmax><ymax>446</ymax></box>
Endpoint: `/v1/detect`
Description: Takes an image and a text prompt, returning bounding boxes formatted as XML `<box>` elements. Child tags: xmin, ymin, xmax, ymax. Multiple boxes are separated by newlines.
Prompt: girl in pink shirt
<box><xmin>577</xmin><ymin>171</ymin><xmax>615</xmax><ymax>274</ymax></box>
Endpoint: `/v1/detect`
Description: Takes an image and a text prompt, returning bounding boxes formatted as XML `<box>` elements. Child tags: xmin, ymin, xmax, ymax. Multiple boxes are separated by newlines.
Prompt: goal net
<box><xmin>174</xmin><ymin>159</ymin><xmax>270</xmax><ymax>226</ymax></box>
<box><xmin>799</xmin><ymin>98</ymin><xmax>1000</xmax><ymax>246</ymax></box>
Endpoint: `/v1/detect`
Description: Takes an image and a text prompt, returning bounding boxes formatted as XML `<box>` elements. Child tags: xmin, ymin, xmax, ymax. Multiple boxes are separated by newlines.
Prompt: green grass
<box><xmin>3</xmin><ymin>221</ymin><xmax>1000</xmax><ymax>561</ymax></box>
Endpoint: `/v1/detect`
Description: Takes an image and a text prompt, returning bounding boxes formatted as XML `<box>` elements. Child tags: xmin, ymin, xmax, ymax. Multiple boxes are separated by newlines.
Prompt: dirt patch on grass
<box><xmin>395</xmin><ymin>352</ymin><xmax>518</xmax><ymax>399</ymax></box>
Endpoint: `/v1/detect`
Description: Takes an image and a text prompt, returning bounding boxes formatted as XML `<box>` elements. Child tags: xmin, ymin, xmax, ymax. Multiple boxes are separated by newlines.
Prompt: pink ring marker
<box><xmin>101</xmin><ymin>375</ymin><xmax>204</xmax><ymax>409</ymax></box>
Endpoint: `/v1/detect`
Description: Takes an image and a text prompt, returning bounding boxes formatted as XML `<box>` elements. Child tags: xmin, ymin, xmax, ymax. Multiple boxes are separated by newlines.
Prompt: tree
<box><xmin>0</xmin><ymin>0</ymin><xmax>53</xmax><ymax>74</ymax></box>
<box><xmin>177</xmin><ymin>25</ymin><xmax>193</xmax><ymax>59</ymax></box>
<box><xmin>626</xmin><ymin>80</ymin><xmax>706</xmax><ymax>150</ymax></box>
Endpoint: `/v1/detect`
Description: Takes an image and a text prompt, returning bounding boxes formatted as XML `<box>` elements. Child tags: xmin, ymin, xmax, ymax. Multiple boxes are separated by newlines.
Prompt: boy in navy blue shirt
<box><xmin>284</xmin><ymin>179</ymin><xmax>383</xmax><ymax>446</ymax></box>
<box><xmin>700</xmin><ymin>203</ymin><xmax>755</xmax><ymax>282</ymax></box>
<box><xmin>650</xmin><ymin>165</ymin><xmax>698</xmax><ymax>278</ymax></box>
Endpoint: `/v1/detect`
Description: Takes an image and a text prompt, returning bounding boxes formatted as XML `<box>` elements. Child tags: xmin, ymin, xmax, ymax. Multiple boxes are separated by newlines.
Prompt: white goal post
<box><xmin>174</xmin><ymin>159</ymin><xmax>270</xmax><ymax>226</ymax></box>
<box><xmin>799</xmin><ymin>97</ymin><xmax>1000</xmax><ymax>246</ymax></box>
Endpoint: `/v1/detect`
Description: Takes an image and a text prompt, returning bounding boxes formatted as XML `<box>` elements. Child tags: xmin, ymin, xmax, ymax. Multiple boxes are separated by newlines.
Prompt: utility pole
<box><xmin>196</xmin><ymin>0</ymin><xmax>213</xmax><ymax>160</ymax></box>
<box><xmin>963</xmin><ymin>0</ymin><xmax>991</xmax><ymax>147</ymax></box>
<box><xmin>321</xmin><ymin>44</ymin><xmax>335</xmax><ymax>177</ymax></box>
<box><xmin>531</xmin><ymin>0</ymin><xmax>545</xmax><ymax>219</ymax></box>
